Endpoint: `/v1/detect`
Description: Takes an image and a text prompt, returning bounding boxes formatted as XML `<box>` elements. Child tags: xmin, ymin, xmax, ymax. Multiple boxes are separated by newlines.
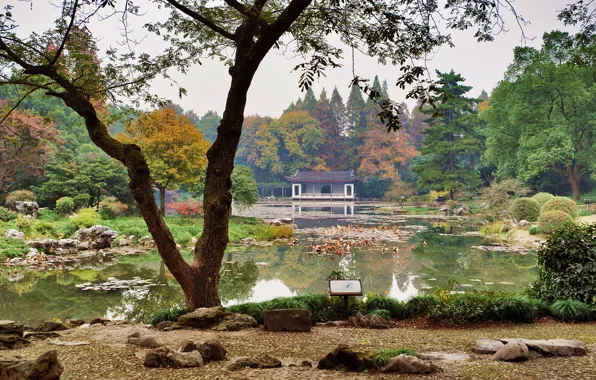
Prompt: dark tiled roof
<box><xmin>284</xmin><ymin>170</ymin><xmax>360</xmax><ymax>183</ymax></box>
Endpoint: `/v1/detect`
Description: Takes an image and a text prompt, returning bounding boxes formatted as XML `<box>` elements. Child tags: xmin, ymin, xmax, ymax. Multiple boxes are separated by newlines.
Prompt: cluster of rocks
<box><xmin>176</xmin><ymin>306</ymin><xmax>259</xmax><ymax>332</ymax></box>
<box><xmin>349</xmin><ymin>312</ymin><xmax>393</xmax><ymax>329</ymax></box>
<box><xmin>0</xmin><ymin>321</ymin><xmax>30</xmax><ymax>350</ymax></box>
<box><xmin>0</xmin><ymin>350</ymin><xmax>63</xmax><ymax>379</ymax></box>
<box><xmin>268</xmin><ymin>217</ymin><xmax>293</xmax><ymax>226</ymax></box>
<box><xmin>14</xmin><ymin>201</ymin><xmax>40</xmax><ymax>218</ymax></box>
<box><xmin>472</xmin><ymin>338</ymin><xmax>588</xmax><ymax>362</ymax></box>
<box><xmin>439</xmin><ymin>204</ymin><xmax>471</xmax><ymax>217</ymax></box>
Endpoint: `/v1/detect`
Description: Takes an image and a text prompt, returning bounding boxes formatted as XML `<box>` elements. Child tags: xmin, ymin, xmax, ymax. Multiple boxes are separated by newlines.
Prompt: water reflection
<box><xmin>0</xmin><ymin>221</ymin><xmax>538</xmax><ymax>325</ymax></box>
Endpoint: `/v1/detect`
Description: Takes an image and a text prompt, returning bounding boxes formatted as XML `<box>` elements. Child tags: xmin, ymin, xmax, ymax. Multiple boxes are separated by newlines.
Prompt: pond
<box><xmin>0</xmin><ymin>206</ymin><xmax>538</xmax><ymax>325</ymax></box>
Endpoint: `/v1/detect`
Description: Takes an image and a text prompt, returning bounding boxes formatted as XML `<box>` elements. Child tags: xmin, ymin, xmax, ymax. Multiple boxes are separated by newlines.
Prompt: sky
<box><xmin>8</xmin><ymin>0</ymin><xmax>580</xmax><ymax>117</ymax></box>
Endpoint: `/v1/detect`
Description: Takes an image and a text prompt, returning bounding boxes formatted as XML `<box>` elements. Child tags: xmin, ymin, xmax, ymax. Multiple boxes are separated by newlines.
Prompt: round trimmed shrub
<box><xmin>541</xmin><ymin>196</ymin><xmax>577</xmax><ymax>217</ymax></box>
<box><xmin>5</xmin><ymin>190</ymin><xmax>36</xmax><ymax>209</ymax></box>
<box><xmin>70</xmin><ymin>208</ymin><xmax>101</xmax><ymax>229</ymax></box>
<box><xmin>509</xmin><ymin>197</ymin><xmax>541</xmax><ymax>222</ymax></box>
<box><xmin>532</xmin><ymin>192</ymin><xmax>554</xmax><ymax>207</ymax></box>
<box><xmin>539</xmin><ymin>209</ymin><xmax>573</xmax><ymax>233</ymax></box>
<box><xmin>56</xmin><ymin>197</ymin><xmax>75</xmax><ymax>216</ymax></box>
<box><xmin>538</xmin><ymin>210</ymin><xmax>573</xmax><ymax>234</ymax></box>
<box><xmin>528</xmin><ymin>226</ymin><xmax>539</xmax><ymax>235</ymax></box>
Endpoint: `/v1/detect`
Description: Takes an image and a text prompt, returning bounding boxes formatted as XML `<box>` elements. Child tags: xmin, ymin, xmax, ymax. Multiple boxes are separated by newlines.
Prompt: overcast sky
<box><xmin>9</xmin><ymin>0</ymin><xmax>579</xmax><ymax>117</ymax></box>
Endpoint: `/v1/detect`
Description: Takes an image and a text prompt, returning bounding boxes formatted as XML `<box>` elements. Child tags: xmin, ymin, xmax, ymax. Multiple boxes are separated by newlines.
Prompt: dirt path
<box><xmin>12</xmin><ymin>323</ymin><xmax>596</xmax><ymax>379</ymax></box>
<box><xmin>579</xmin><ymin>214</ymin><xmax>596</xmax><ymax>224</ymax></box>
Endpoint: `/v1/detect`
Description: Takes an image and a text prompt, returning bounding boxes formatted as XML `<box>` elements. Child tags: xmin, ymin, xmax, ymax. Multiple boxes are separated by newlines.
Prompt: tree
<box><xmin>2</xmin><ymin>0</ymin><xmax>584</xmax><ymax>310</ymax></box>
<box><xmin>358</xmin><ymin>128</ymin><xmax>417</xmax><ymax>180</ymax></box>
<box><xmin>120</xmin><ymin>107</ymin><xmax>210</xmax><ymax>213</ymax></box>
<box><xmin>231</xmin><ymin>165</ymin><xmax>259</xmax><ymax>210</ymax></box>
<box><xmin>483</xmin><ymin>31</ymin><xmax>595</xmax><ymax>200</ymax></box>
<box><xmin>277</xmin><ymin>110</ymin><xmax>326</xmax><ymax>172</ymax></box>
<box><xmin>301</xmin><ymin>87</ymin><xmax>317</xmax><ymax>113</ymax></box>
<box><xmin>412</xmin><ymin>70</ymin><xmax>482</xmax><ymax>200</ymax></box>
<box><xmin>0</xmin><ymin>101</ymin><xmax>60</xmax><ymax>193</ymax></box>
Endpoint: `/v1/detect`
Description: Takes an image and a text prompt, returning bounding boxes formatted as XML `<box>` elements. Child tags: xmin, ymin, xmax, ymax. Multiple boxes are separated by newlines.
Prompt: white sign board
<box><xmin>329</xmin><ymin>280</ymin><xmax>362</xmax><ymax>296</ymax></box>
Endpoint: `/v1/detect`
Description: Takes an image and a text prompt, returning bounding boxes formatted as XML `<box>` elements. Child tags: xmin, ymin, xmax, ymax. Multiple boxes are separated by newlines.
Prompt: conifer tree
<box><xmin>302</xmin><ymin>87</ymin><xmax>317</xmax><ymax>113</ymax></box>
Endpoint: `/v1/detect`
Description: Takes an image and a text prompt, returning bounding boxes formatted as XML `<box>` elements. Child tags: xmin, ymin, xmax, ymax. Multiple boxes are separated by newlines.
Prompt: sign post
<box><xmin>329</xmin><ymin>280</ymin><xmax>363</xmax><ymax>310</ymax></box>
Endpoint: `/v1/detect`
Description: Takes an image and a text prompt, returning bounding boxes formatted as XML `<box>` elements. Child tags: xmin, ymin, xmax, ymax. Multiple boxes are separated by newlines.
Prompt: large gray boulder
<box><xmin>177</xmin><ymin>306</ymin><xmax>227</xmax><ymax>329</ymax></box>
<box><xmin>492</xmin><ymin>341</ymin><xmax>529</xmax><ymax>362</ymax></box>
<box><xmin>197</xmin><ymin>340</ymin><xmax>227</xmax><ymax>362</ymax></box>
<box><xmin>212</xmin><ymin>313</ymin><xmax>258</xmax><ymax>331</ymax></box>
<box><xmin>4</xmin><ymin>230</ymin><xmax>24</xmax><ymax>240</ymax></box>
<box><xmin>29</xmin><ymin>239</ymin><xmax>58</xmax><ymax>255</ymax></box>
<box><xmin>0</xmin><ymin>350</ymin><xmax>63</xmax><ymax>379</ymax></box>
<box><xmin>501</xmin><ymin>338</ymin><xmax>587</xmax><ymax>357</ymax></box>
<box><xmin>263</xmin><ymin>309</ymin><xmax>311</xmax><ymax>332</ymax></box>
<box><xmin>380</xmin><ymin>355</ymin><xmax>438</xmax><ymax>374</ymax></box>
<box><xmin>74</xmin><ymin>225</ymin><xmax>118</xmax><ymax>249</ymax></box>
<box><xmin>472</xmin><ymin>338</ymin><xmax>505</xmax><ymax>354</ymax></box>
<box><xmin>14</xmin><ymin>201</ymin><xmax>39</xmax><ymax>218</ymax></box>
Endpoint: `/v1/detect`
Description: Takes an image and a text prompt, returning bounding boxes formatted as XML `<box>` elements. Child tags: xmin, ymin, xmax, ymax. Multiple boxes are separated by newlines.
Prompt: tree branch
<box><xmin>50</xmin><ymin>0</ymin><xmax>79</xmax><ymax>66</ymax></box>
<box><xmin>165</xmin><ymin>0</ymin><xmax>236</xmax><ymax>41</ymax></box>
<box><xmin>0</xmin><ymin>85</ymin><xmax>50</xmax><ymax>125</ymax></box>
<box><xmin>224</xmin><ymin>0</ymin><xmax>269</xmax><ymax>29</ymax></box>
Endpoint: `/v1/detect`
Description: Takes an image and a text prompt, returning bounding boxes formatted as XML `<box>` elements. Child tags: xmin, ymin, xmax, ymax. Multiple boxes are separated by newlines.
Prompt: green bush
<box><xmin>56</xmin><ymin>197</ymin><xmax>75</xmax><ymax>216</ymax></box>
<box><xmin>34</xmin><ymin>221</ymin><xmax>58</xmax><ymax>236</ymax></box>
<box><xmin>150</xmin><ymin>307</ymin><xmax>189</xmax><ymax>326</ymax></box>
<box><xmin>528</xmin><ymin>226</ymin><xmax>539</xmax><ymax>235</ymax></box>
<box><xmin>15</xmin><ymin>216</ymin><xmax>32</xmax><ymax>235</ymax></box>
<box><xmin>541</xmin><ymin>196</ymin><xmax>577</xmax><ymax>217</ymax></box>
<box><xmin>529</xmin><ymin>223</ymin><xmax>596</xmax><ymax>304</ymax></box>
<box><xmin>38</xmin><ymin>209</ymin><xmax>59</xmax><ymax>222</ymax></box>
<box><xmin>227</xmin><ymin>302</ymin><xmax>266</xmax><ymax>324</ymax></box>
<box><xmin>509</xmin><ymin>197</ymin><xmax>541</xmax><ymax>222</ymax></box>
<box><xmin>368</xmin><ymin>309</ymin><xmax>392</xmax><ymax>320</ymax></box>
<box><xmin>371</xmin><ymin>348</ymin><xmax>417</xmax><ymax>368</ymax></box>
<box><xmin>0</xmin><ymin>207</ymin><xmax>17</xmax><ymax>222</ymax></box>
<box><xmin>5</xmin><ymin>190</ymin><xmax>36</xmax><ymax>209</ymax></box>
<box><xmin>550</xmin><ymin>300</ymin><xmax>592</xmax><ymax>322</ymax></box>
<box><xmin>538</xmin><ymin>210</ymin><xmax>573</xmax><ymax>234</ymax></box>
<box><xmin>120</xmin><ymin>226</ymin><xmax>143</xmax><ymax>237</ymax></box>
<box><xmin>363</xmin><ymin>294</ymin><xmax>404</xmax><ymax>319</ymax></box>
<box><xmin>403</xmin><ymin>295</ymin><xmax>440</xmax><ymax>318</ymax></box>
<box><xmin>73</xmin><ymin>194</ymin><xmax>91</xmax><ymax>209</ymax></box>
<box><xmin>532</xmin><ymin>192</ymin><xmax>555</xmax><ymax>207</ymax></box>
<box><xmin>0</xmin><ymin>237</ymin><xmax>29</xmax><ymax>260</ymax></box>
<box><xmin>99</xmin><ymin>196</ymin><xmax>129</xmax><ymax>219</ymax></box>
<box><xmin>70</xmin><ymin>208</ymin><xmax>101</xmax><ymax>229</ymax></box>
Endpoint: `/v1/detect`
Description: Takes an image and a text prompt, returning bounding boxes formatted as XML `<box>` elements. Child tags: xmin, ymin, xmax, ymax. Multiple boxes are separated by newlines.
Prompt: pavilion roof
<box><xmin>284</xmin><ymin>170</ymin><xmax>360</xmax><ymax>183</ymax></box>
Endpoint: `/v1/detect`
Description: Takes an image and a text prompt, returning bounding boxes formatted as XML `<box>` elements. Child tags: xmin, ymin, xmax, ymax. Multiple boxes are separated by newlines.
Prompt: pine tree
<box><xmin>365</xmin><ymin>76</ymin><xmax>383</xmax><ymax>106</ymax></box>
<box><xmin>302</xmin><ymin>87</ymin><xmax>317</xmax><ymax>113</ymax></box>
<box><xmin>330</xmin><ymin>87</ymin><xmax>347</xmax><ymax>135</ymax></box>
<box><xmin>318</xmin><ymin>88</ymin><xmax>329</xmax><ymax>105</ymax></box>
<box><xmin>381</xmin><ymin>80</ymin><xmax>390</xmax><ymax>102</ymax></box>
<box><xmin>412</xmin><ymin>70</ymin><xmax>482</xmax><ymax>200</ymax></box>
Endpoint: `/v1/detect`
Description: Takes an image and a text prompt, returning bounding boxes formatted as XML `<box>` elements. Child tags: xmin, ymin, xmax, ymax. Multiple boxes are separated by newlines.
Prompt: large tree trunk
<box><xmin>553</xmin><ymin>163</ymin><xmax>582</xmax><ymax>201</ymax></box>
<box><xmin>569</xmin><ymin>173</ymin><xmax>582</xmax><ymax>201</ymax></box>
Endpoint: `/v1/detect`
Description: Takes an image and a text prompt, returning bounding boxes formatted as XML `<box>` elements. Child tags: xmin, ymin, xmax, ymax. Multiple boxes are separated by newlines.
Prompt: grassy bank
<box><xmin>0</xmin><ymin>214</ymin><xmax>293</xmax><ymax>261</ymax></box>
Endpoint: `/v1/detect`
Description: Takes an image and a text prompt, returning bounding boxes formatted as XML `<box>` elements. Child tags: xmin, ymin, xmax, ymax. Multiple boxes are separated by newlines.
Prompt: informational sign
<box><xmin>329</xmin><ymin>280</ymin><xmax>363</xmax><ymax>296</ymax></box>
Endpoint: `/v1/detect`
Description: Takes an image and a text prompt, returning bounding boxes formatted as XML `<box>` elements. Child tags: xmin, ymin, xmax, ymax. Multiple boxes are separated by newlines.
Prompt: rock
<box><xmin>472</xmin><ymin>338</ymin><xmax>505</xmax><ymax>354</ymax></box>
<box><xmin>263</xmin><ymin>309</ymin><xmax>311</xmax><ymax>332</ymax></box>
<box><xmin>349</xmin><ymin>312</ymin><xmax>391</xmax><ymax>329</ymax></box>
<box><xmin>418</xmin><ymin>352</ymin><xmax>471</xmax><ymax>362</ymax></box>
<box><xmin>269</xmin><ymin>219</ymin><xmax>283</xmax><ymax>226</ymax></box>
<box><xmin>492</xmin><ymin>341</ymin><xmax>529</xmax><ymax>362</ymax></box>
<box><xmin>127</xmin><ymin>335</ymin><xmax>158</xmax><ymax>348</ymax></box>
<box><xmin>48</xmin><ymin>340</ymin><xmax>89</xmax><ymax>346</ymax></box>
<box><xmin>89</xmin><ymin>317</ymin><xmax>109</xmax><ymax>325</ymax></box>
<box><xmin>500</xmin><ymin>338</ymin><xmax>587</xmax><ymax>357</ymax></box>
<box><xmin>438</xmin><ymin>206</ymin><xmax>454</xmax><ymax>216</ymax></box>
<box><xmin>118</xmin><ymin>239</ymin><xmax>130</xmax><ymax>247</ymax></box>
<box><xmin>0</xmin><ymin>350</ymin><xmax>63</xmax><ymax>380</ymax></box>
<box><xmin>280</xmin><ymin>217</ymin><xmax>293</xmax><ymax>224</ymax></box>
<box><xmin>518</xmin><ymin>220</ymin><xmax>531</xmax><ymax>227</ymax></box>
<box><xmin>0</xmin><ymin>335</ymin><xmax>30</xmax><ymax>350</ymax></box>
<box><xmin>0</xmin><ymin>321</ymin><xmax>24</xmax><ymax>336</ymax></box>
<box><xmin>317</xmin><ymin>345</ymin><xmax>374</xmax><ymax>372</ymax></box>
<box><xmin>380</xmin><ymin>355</ymin><xmax>437</xmax><ymax>374</ymax></box>
<box><xmin>74</xmin><ymin>225</ymin><xmax>118</xmax><ymax>249</ymax></box>
<box><xmin>23</xmin><ymin>331</ymin><xmax>62</xmax><ymax>340</ymax></box>
<box><xmin>177</xmin><ymin>306</ymin><xmax>227</xmax><ymax>329</ymax></box>
<box><xmin>213</xmin><ymin>313</ymin><xmax>258</xmax><ymax>331</ymax></box>
<box><xmin>4</xmin><ymin>230</ymin><xmax>24</xmax><ymax>239</ymax></box>
<box><xmin>227</xmin><ymin>355</ymin><xmax>282</xmax><ymax>371</ymax></box>
<box><xmin>144</xmin><ymin>346</ymin><xmax>204</xmax><ymax>368</ymax></box>
<box><xmin>26</xmin><ymin>248</ymin><xmax>39</xmax><ymax>260</ymax></box>
<box><xmin>66</xmin><ymin>319</ymin><xmax>86</xmax><ymax>328</ymax></box>
<box><xmin>197</xmin><ymin>340</ymin><xmax>227</xmax><ymax>362</ymax></box>
<box><xmin>8</xmin><ymin>258</ymin><xmax>24</xmax><ymax>265</ymax></box>
<box><xmin>154</xmin><ymin>321</ymin><xmax>173</xmax><ymax>331</ymax></box>
<box><xmin>14</xmin><ymin>201</ymin><xmax>40</xmax><ymax>218</ymax></box>
<box><xmin>178</xmin><ymin>340</ymin><xmax>198</xmax><ymax>353</ymax></box>
<box><xmin>36</xmin><ymin>321</ymin><xmax>68</xmax><ymax>332</ymax></box>
<box><xmin>454</xmin><ymin>204</ymin><xmax>471</xmax><ymax>216</ymax></box>
<box><xmin>29</xmin><ymin>239</ymin><xmax>58</xmax><ymax>255</ymax></box>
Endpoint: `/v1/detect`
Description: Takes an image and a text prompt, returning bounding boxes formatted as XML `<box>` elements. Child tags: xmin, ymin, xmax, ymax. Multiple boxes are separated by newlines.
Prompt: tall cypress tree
<box><xmin>412</xmin><ymin>70</ymin><xmax>481</xmax><ymax>200</ymax></box>
<box><xmin>346</xmin><ymin>85</ymin><xmax>367</xmax><ymax>167</ymax></box>
<box><xmin>330</xmin><ymin>87</ymin><xmax>347</xmax><ymax>134</ymax></box>
<box><xmin>302</xmin><ymin>87</ymin><xmax>317</xmax><ymax>113</ymax></box>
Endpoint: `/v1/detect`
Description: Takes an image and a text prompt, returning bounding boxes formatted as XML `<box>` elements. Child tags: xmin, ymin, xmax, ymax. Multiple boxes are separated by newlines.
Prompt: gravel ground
<box><xmin>9</xmin><ymin>323</ymin><xmax>596</xmax><ymax>380</ymax></box>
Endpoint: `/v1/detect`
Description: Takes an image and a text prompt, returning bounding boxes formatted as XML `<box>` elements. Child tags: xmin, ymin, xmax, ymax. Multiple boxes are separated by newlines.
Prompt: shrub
<box><xmin>70</xmin><ymin>208</ymin><xmax>101</xmax><ymax>229</ymax></box>
<box><xmin>38</xmin><ymin>209</ymin><xmax>59</xmax><ymax>222</ymax></box>
<box><xmin>528</xmin><ymin>226</ymin><xmax>539</xmax><ymax>235</ymax></box>
<box><xmin>541</xmin><ymin>196</ymin><xmax>577</xmax><ymax>217</ymax></box>
<box><xmin>482</xmin><ymin>178</ymin><xmax>530</xmax><ymax>209</ymax></box>
<box><xmin>403</xmin><ymin>295</ymin><xmax>440</xmax><ymax>318</ymax></box>
<box><xmin>529</xmin><ymin>223</ymin><xmax>596</xmax><ymax>304</ymax></box>
<box><xmin>538</xmin><ymin>210</ymin><xmax>572</xmax><ymax>234</ymax></box>
<box><xmin>121</xmin><ymin>226</ymin><xmax>144</xmax><ymax>238</ymax></box>
<box><xmin>73</xmin><ymin>194</ymin><xmax>91</xmax><ymax>209</ymax></box>
<box><xmin>56</xmin><ymin>197</ymin><xmax>75</xmax><ymax>216</ymax></box>
<box><xmin>0</xmin><ymin>237</ymin><xmax>30</xmax><ymax>260</ymax></box>
<box><xmin>532</xmin><ymin>192</ymin><xmax>554</xmax><ymax>207</ymax></box>
<box><xmin>99</xmin><ymin>197</ymin><xmax>129</xmax><ymax>219</ymax></box>
<box><xmin>166</xmin><ymin>200</ymin><xmax>203</xmax><ymax>217</ymax></box>
<box><xmin>227</xmin><ymin>302</ymin><xmax>266</xmax><ymax>324</ymax></box>
<box><xmin>509</xmin><ymin>198</ymin><xmax>541</xmax><ymax>222</ymax></box>
<box><xmin>369</xmin><ymin>309</ymin><xmax>392</xmax><ymax>320</ymax></box>
<box><xmin>5</xmin><ymin>190</ymin><xmax>36</xmax><ymax>209</ymax></box>
<box><xmin>364</xmin><ymin>293</ymin><xmax>404</xmax><ymax>319</ymax></box>
<box><xmin>150</xmin><ymin>307</ymin><xmax>189</xmax><ymax>326</ymax></box>
<box><xmin>15</xmin><ymin>216</ymin><xmax>32</xmax><ymax>234</ymax></box>
<box><xmin>0</xmin><ymin>207</ymin><xmax>17</xmax><ymax>222</ymax></box>
<box><xmin>371</xmin><ymin>348</ymin><xmax>417</xmax><ymax>368</ymax></box>
<box><xmin>550</xmin><ymin>300</ymin><xmax>592</xmax><ymax>322</ymax></box>
<box><xmin>428</xmin><ymin>190</ymin><xmax>450</xmax><ymax>202</ymax></box>
<box><xmin>34</xmin><ymin>221</ymin><xmax>57</xmax><ymax>236</ymax></box>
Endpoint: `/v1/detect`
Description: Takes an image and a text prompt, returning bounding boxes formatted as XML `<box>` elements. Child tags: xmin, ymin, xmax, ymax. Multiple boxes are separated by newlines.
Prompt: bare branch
<box><xmin>165</xmin><ymin>0</ymin><xmax>236</xmax><ymax>41</ymax></box>
<box><xmin>50</xmin><ymin>0</ymin><xmax>79</xmax><ymax>66</ymax></box>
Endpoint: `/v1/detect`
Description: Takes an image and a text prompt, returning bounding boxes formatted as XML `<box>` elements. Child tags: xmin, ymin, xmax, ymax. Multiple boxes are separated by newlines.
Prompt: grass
<box><xmin>0</xmin><ymin>237</ymin><xmax>29</xmax><ymax>260</ymax></box>
<box><xmin>550</xmin><ymin>300</ymin><xmax>593</xmax><ymax>322</ymax></box>
<box><xmin>370</xmin><ymin>348</ymin><xmax>417</xmax><ymax>367</ymax></box>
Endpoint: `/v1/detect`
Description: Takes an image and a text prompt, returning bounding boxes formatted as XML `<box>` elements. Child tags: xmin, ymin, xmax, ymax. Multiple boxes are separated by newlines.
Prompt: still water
<box><xmin>0</xmin><ymin>208</ymin><xmax>538</xmax><ymax>325</ymax></box>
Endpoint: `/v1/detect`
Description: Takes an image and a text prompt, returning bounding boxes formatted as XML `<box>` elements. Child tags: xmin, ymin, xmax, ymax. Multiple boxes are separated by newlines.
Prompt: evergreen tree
<box><xmin>302</xmin><ymin>87</ymin><xmax>317</xmax><ymax>113</ymax></box>
<box><xmin>365</xmin><ymin>76</ymin><xmax>383</xmax><ymax>106</ymax></box>
<box><xmin>330</xmin><ymin>87</ymin><xmax>347</xmax><ymax>135</ymax></box>
<box><xmin>346</xmin><ymin>85</ymin><xmax>367</xmax><ymax>166</ymax></box>
<box><xmin>381</xmin><ymin>80</ymin><xmax>390</xmax><ymax>102</ymax></box>
<box><xmin>412</xmin><ymin>70</ymin><xmax>482</xmax><ymax>200</ymax></box>
<box><xmin>318</xmin><ymin>88</ymin><xmax>329</xmax><ymax>105</ymax></box>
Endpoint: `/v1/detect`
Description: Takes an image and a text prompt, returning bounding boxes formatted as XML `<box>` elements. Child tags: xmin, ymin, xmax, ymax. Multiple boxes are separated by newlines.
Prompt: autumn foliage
<box><xmin>166</xmin><ymin>199</ymin><xmax>203</xmax><ymax>217</ymax></box>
